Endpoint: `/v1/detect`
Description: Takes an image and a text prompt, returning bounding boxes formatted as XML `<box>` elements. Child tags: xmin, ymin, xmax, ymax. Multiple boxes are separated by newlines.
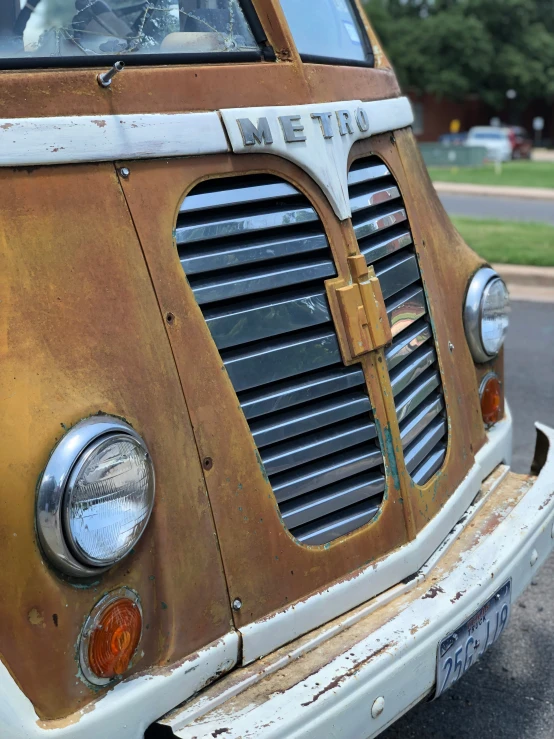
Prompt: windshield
<box><xmin>280</xmin><ymin>0</ymin><xmax>371</xmax><ymax>65</ymax></box>
<box><xmin>0</xmin><ymin>0</ymin><xmax>258</xmax><ymax>62</ymax></box>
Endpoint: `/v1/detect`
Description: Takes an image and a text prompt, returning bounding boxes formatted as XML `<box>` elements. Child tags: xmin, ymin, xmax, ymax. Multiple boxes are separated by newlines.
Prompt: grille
<box><xmin>177</xmin><ymin>174</ymin><xmax>385</xmax><ymax>545</ymax></box>
<box><xmin>348</xmin><ymin>157</ymin><xmax>447</xmax><ymax>484</ymax></box>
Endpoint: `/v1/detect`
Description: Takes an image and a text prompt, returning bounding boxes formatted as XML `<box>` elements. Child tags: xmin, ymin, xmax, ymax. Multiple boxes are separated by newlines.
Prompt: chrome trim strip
<box><xmin>0</xmin><ymin>112</ymin><xmax>229</xmax><ymax>166</ymax></box>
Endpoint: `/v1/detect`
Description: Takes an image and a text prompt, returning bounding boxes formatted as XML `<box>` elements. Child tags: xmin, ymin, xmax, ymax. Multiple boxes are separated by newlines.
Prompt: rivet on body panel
<box><xmin>119</xmin><ymin>166</ymin><xmax>130</xmax><ymax>179</ymax></box>
<box><xmin>232</xmin><ymin>599</ymin><xmax>242</xmax><ymax>611</ymax></box>
<box><xmin>530</xmin><ymin>549</ymin><xmax>539</xmax><ymax>566</ymax></box>
<box><xmin>372</xmin><ymin>696</ymin><xmax>385</xmax><ymax>719</ymax></box>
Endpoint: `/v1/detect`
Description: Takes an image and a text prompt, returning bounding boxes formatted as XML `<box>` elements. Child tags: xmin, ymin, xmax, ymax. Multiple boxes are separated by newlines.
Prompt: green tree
<box><xmin>364</xmin><ymin>0</ymin><xmax>554</xmax><ymax>109</ymax></box>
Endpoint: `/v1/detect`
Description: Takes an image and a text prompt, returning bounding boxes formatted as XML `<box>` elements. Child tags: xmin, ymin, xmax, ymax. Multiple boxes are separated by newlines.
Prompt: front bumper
<box><xmin>160</xmin><ymin>423</ymin><xmax>554</xmax><ymax>739</ymax></box>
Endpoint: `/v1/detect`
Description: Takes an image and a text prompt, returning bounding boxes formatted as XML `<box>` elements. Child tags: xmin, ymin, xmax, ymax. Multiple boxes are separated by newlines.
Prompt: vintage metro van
<box><xmin>0</xmin><ymin>1</ymin><xmax>552</xmax><ymax>737</ymax></box>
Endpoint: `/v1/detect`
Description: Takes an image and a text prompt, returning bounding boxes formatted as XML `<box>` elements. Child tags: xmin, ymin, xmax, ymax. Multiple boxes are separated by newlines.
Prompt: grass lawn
<box><xmin>428</xmin><ymin>161</ymin><xmax>554</xmax><ymax>189</ymax></box>
<box><xmin>452</xmin><ymin>217</ymin><xmax>554</xmax><ymax>266</ymax></box>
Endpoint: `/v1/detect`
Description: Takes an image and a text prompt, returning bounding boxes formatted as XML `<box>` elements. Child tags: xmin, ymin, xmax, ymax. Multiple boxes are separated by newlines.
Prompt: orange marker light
<box><xmin>480</xmin><ymin>373</ymin><xmax>502</xmax><ymax>427</ymax></box>
<box><xmin>88</xmin><ymin>598</ymin><xmax>142</xmax><ymax>679</ymax></box>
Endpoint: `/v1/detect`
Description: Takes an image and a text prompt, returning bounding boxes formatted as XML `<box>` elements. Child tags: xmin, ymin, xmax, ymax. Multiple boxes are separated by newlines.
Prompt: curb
<box><xmin>492</xmin><ymin>264</ymin><xmax>554</xmax><ymax>304</ymax></box>
<box><xmin>492</xmin><ymin>264</ymin><xmax>554</xmax><ymax>289</ymax></box>
<box><xmin>434</xmin><ymin>182</ymin><xmax>554</xmax><ymax>201</ymax></box>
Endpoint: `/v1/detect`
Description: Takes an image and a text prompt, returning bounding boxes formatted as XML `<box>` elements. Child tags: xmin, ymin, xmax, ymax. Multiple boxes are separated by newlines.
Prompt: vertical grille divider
<box><xmin>347</xmin><ymin>156</ymin><xmax>448</xmax><ymax>485</ymax></box>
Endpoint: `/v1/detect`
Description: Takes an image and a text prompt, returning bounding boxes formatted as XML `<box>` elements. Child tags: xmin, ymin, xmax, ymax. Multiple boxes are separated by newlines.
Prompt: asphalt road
<box><xmin>439</xmin><ymin>193</ymin><xmax>554</xmax><ymax>225</ymax></box>
<box><xmin>381</xmin><ymin>299</ymin><xmax>554</xmax><ymax>739</ymax></box>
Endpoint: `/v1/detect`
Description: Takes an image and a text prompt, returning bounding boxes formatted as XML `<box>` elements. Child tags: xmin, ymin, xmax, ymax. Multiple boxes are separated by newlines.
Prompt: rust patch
<box><xmin>91</xmin><ymin>119</ymin><xmax>107</xmax><ymax>128</ymax></box>
<box><xmin>0</xmin><ymin>122</ymin><xmax>14</xmax><ymax>129</ymax></box>
<box><xmin>538</xmin><ymin>490</ymin><xmax>554</xmax><ymax>511</ymax></box>
<box><xmin>422</xmin><ymin>585</ymin><xmax>445</xmax><ymax>600</ymax></box>
<box><xmin>28</xmin><ymin>608</ymin><xmax>45</xmax><ymax>627</ymax></box>
<box><xmin>409</xmin><ymin>618</ymin><xmax>430</xmax><ymax>635</ymax></box>
<box><xmin>450</xmin><ymin>590</ymin><xmax>466</xmax><ymax>603</ymax></box>
<box><xmin>212</xmin><ymin>730</ymin><xmax>230</xmax><ymax>737</ymax></box>
<box><xmin>300</xmin><ymin>641</ymin><xmax>396</xmax><ymax>706</ymax></box>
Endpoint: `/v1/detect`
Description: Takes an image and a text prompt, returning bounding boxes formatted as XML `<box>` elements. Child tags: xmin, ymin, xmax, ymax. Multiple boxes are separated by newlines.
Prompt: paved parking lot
<box><xmin>382</xmin><ymin>300</ymin><xmax>554</xmax><ymax>738</ymax></box>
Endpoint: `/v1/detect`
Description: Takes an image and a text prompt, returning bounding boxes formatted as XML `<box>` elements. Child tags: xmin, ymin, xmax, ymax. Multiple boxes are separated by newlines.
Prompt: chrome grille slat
<box><xmin>386</xmin><ymin>286</ymin><xmax>427</xmax><ymax>336</ymax></box>
<box><xmin>260</xmin><ymin>417</ymin><xmax>377</xmax><ymax>476</ymax></box>
<box><xmin>239</xmin><ymin>364</ymin><xmax>365</xmax><ymax>420</ymax></box>
<box><xmin>280</xmin><ymin>473</ymin><xmax>385</xmax><ymax>529</ymax></box>
<box><xmin>293</xmin><ymin>498</ymin><xmax>382</xmax><ymax>546</ymax></box>
<box><xmin>176</xmin><ymin>203</ymin><xmax>319</xmax><ymax>244</ymax></box>
<box><xmin>352</xmin><ymin>206</ymin><xmax>407</xmax><ymax>241</ymax></box>
<box><xmin>180</xmin><ymin>174</ymin><xmax>385</xmax><ymax>544</ymax></box>
<box><xmin>361</xmin><ymin>229</ymin><xmax>412</xmax><ymax>265</ymax></box>
<box><xmin>395</xmin><ymin>369</ymin><xmax>441</xmax><ymax>424</ymax></box>
<box><xmin>385</xmin><ymin>318</ymin><xmax>432</xmax><ymax>371</ymax></box>
<box><xmin>222</xmin><ymin>327</ymin><xmax>341</xmax><ymax>392</ymax></box>
<box><xmin>251</xmin><ymin>391</ymin><xmax>371</xmax><ymax>448</ymax></box>
<box><xmin>189</xmin><ymin>257</ymin><xmax>335</xmax><ymax>304</ymax></box>
<box><xmin>347</xmin><ymin>162</ymin><xmax>390</xmax><ymax>186</ymax></box>
<box><xmin>404</xmin><ymin>418</ymin><xmax>448</xmax><ymax>473</ymax></box>
<box><xmin>180</xmin><ymin>180</ymin><xmax>298</xmax><ymax>213</ymax></box>
<box><xmin>400</xmin><ymin>393</ymin><xmax>444</xmax><ymax>449</ymax></box>
<box><xmin>374</xmin><ymin>252</ymin><xmax>420</xmax><ymax>301</ymax></box>
<box><xmin>180</xmin><ymin>232</ymin><xmax>329</xmax><ymax>275</ymax></box>
<box><xmin>272</xmin><ymin>444</ymin><xmax>383</xmax><ymax>502</ymax></box>
<box><xmin>390</xmin><ymin>344</ymin><xmax>436</xmax><ymax>397</ymax></box>
<box><xmin>349</xmin><ymin>155</ymin><xmax>447</xmax><ymax>486</ymax></box>
<box><xmin>349</xmin><ymin>185</ymin><xmax>401</xmax><ymax>214</ymax></box>
<box><xmin>204</xmin><ymin>289</ymin><xmax>330</xmax><ymax>350</ymax></box>
<box><xmin>412</xmin><ymin>446</ymin><xmax>447</xmax><ymax>485</ymax></box>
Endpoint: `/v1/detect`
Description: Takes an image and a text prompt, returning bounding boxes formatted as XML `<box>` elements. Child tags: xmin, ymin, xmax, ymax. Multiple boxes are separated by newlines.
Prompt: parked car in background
<box><xmin>508</xmin><ymin>126</ymin><xmax>533</xmax><ymax>159</ymax></box>
<box><xmin>438</xmin><ymin>132</ymin><xmax>468</xmax><ymax>146</ymax></box>
<box><xmin>465</xmin><ymin>126</ymin><xmax>513</xmax><ymax>161</ymax></box>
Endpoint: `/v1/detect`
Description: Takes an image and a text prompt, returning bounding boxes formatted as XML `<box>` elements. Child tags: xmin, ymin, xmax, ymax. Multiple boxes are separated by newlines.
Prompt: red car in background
<box><xmin>508</xmin><ymin>126</ymin><xmax>533</xmax><ymax>159</ymax></box>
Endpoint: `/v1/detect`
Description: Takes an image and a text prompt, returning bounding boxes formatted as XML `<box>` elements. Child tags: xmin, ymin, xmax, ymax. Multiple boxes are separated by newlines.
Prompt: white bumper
<box><xmin>160</xmin><ymin>423</ymin><xmax>554</xmax><ymax>739</ymax></box>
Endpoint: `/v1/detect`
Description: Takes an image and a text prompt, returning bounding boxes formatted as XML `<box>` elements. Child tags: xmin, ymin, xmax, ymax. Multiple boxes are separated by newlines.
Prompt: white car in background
<box><xmin>465</xmin><ymin>126</ymin><xmax>513</xmax><ymax>161</ymax></box>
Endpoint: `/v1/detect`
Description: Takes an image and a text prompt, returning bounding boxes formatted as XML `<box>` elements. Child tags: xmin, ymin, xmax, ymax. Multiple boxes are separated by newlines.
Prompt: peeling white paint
<box><xmin>0</xmin><ymin>112</ymin><xmax>229</xmax><ymax>167</ymax></box>
<box><xmin>165</xmin><ymin>422</ymin><xmax>554</xmax><ymax>739</ymax></box>
<box><xmin>0</xmin><ymin>633</ymin><xmax>239</xmax><ymax>738</ymax></box>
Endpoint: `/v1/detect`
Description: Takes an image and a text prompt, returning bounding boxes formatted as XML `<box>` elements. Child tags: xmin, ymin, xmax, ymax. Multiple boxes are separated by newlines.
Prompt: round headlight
<box><xmin>37</xmin><ymin>416</ymin><xmax>155</xmax><ymax>577</ymax></box>
<box><xmin>464</xmin><ymin>268</ymin><xmax>510</xmax><ymax>363</ymax></box>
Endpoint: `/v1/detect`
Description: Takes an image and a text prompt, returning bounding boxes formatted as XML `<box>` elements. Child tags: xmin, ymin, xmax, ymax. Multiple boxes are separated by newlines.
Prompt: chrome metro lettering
<box><xmin>236</xmin><ymin>107</ymin><xmax>371</xmax><ymax>146</ymax></box>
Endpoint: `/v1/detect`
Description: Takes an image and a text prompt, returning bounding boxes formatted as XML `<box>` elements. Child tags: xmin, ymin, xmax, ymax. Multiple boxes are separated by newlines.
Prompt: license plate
<box><xmin>435</xmin><ymin>580</ymin><xmax>511</xmax><ymax>699</ymax></box>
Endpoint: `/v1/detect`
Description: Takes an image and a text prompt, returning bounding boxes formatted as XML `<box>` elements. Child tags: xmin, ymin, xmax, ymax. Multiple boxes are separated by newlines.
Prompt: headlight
<box><xmin>37</xmin><ymin>416</ymin><xmax>155</xmax><ymax>577</ymax></box>
<box><xmin>464</xmin><ymin>268</ymin><xmax>510</xmax><ymax>363</ymax></box>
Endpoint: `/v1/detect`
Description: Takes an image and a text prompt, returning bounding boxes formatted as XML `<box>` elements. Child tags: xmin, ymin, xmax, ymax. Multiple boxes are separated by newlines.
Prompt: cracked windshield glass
<box><xmin>1</xmin><ymin>0</ymin><xmax>257</xmax><ymax>59</ymax></box>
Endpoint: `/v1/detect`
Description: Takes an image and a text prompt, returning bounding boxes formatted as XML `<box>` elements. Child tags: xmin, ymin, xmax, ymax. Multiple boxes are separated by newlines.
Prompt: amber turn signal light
<box><xmin>480</xmin><ymin>373</ymin><xmax>502</xmax><ymax>427</ymax></box>
<box><xmin>80</xmin><ymin>588</ymin><xmax>142</xmax><ymax>685</ymax></box>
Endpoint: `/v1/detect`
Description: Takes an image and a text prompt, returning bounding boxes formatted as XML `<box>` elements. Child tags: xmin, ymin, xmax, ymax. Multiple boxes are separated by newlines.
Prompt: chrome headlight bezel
<box><xmin>36</xmin><ymin>416</ymin><xmax>155</xmax><ymax>578</ymax></box>
<box><xmin>464</xmin><ymin>267</ymin><xmax>509</xmax><ymax>363</ymax></box>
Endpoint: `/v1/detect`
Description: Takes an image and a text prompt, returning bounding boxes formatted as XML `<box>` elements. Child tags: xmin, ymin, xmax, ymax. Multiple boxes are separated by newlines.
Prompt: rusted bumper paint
<box><xmin>158</xmin><ymin>423</ymin><xmax>554</xmax><ymax>739</ymax></box>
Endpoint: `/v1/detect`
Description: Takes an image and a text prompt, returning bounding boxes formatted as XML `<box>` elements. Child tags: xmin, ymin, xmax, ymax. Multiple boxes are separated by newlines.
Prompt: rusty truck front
<box><xmin>0</xmin><ymin>1</ymin><xmax>552</xmax><ymax>737</ymax></box>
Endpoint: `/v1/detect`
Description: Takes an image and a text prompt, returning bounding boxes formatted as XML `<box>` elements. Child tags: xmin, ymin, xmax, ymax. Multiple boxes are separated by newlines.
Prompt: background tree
<box><xmin>363</xmin><ymin>0</ymin><xmax>554</xmax><ymax>110</ymax></box>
